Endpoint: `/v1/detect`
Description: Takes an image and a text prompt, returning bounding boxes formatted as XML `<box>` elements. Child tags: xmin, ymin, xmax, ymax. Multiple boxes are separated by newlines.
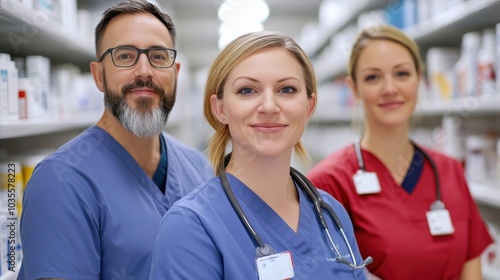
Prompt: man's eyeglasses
<box><xmin>98</xmin><ymin>46</ymin><xmax>177</xmax><ymax>68</ymax></box>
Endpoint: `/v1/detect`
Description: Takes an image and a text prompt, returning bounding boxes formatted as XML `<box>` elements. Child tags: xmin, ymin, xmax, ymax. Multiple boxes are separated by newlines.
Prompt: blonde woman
<box><xmin>150</xmin><ymin>30</ymin><xmax>370</xmax><ymax>279</ymax></box>
<box><xmin>308</xmin><ymin>25</ymin><xmax>493</xmax><ymax>280</ymax></box>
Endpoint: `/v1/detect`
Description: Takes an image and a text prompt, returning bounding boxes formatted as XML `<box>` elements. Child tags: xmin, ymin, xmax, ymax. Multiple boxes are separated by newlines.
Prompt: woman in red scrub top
<box><xmin>307</xmin><ymin>25</ymin><xmax>494</xmax><ymax>280</ymax></box>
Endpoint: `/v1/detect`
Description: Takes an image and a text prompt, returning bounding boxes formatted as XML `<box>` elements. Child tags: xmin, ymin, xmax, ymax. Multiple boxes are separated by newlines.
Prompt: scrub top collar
<box><xmin>153</xmin><ymin>134</ymin><xmax>168</xmax><ymax>193</ymax></box>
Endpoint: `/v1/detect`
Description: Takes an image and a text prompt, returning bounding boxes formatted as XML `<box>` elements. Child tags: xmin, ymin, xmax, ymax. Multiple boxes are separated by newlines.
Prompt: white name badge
<box><xmin>256</xmin><ymin>251</ymin><xmax>294</xmax><ymax>280</ymax></box>
<box><xmin>353</xmin><ymin>170</ymin><xmax>381</xmax><ymax>194</ymax></box>
<box><xmin>426</xmin><ymin>209</ymin><xmax>454</xmax><ymax>236</ymax></box>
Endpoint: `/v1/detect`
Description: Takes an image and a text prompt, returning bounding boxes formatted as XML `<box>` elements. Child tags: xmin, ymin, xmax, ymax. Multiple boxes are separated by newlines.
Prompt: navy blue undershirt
<box><xmin>401</xmin><ymin>147</ymin><xmax>425</xmax><ymax>194</ymax></box>
<box><xmin>153</xmin><ymin>134</ymin><xmax>168</xmax><ymax>194</ymax></box>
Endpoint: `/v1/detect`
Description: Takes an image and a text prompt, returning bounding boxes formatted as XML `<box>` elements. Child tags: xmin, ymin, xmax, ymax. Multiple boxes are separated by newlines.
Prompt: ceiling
<box><xmin>84</xmin><ymin>0</ymin><xmax>323</xmax><ymax>74</ymax></box>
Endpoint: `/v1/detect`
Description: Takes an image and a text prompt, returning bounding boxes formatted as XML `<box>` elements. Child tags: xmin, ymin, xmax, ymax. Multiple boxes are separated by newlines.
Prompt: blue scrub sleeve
<box><xmin>150</xmin><ymin>206</ymin><xmax>222</xmax><ymax>279</ymax></box>
<box><xmin>20</xmin><ymin>160</ymin><xmax>100</xmax><ymax>280</ymax></box>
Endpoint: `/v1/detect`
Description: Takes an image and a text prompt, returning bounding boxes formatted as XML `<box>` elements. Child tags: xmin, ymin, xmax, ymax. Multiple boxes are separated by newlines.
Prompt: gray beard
<box><xmin>103</xmin><ymin>75</ymin><xmax>176</xmax><ymax>138</ymax></box>
<box><xmin>119</xmin><ymin>99</ymin><xmax>166</xmax><ymax>138</ymax></box>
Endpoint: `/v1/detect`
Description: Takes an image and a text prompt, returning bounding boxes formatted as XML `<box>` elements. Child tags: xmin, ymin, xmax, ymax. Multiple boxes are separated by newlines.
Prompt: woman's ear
<box><xmin>306</xmin><ymin>93</ymin><xmax>317</xmax><ymax>120</ymax></box>
<box><xmin>345</xmin><ymin>76</ymin><xmax>359</xmax><ymax>99</ymax></box>
<box><xmin>210</xmin><ymin>94</ymin><xmax>225</xmax><ymax>124</ymax></box>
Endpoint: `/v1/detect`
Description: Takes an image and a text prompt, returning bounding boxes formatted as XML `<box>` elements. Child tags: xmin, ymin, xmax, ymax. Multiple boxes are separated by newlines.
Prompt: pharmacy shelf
<box><xmin>0</xmin><ymin>112</ymin><xmax>100</xmax><ymax>139</ymax></box>
<box><xmin>469</xmin><ymin>182</ymin><xmax>500</xmax><ymax>209</ymax></box>
<box><xmin>310</xmin><ymin>106</ymin><xmax>354</xmax><ymax>123</ymax></box>
<box><xmin>314</xmin><ymin>54</ymin><xmax>349</xmax><ymax>85</ymax></box>
<box><xmin>406</xmin><ymin>0</ymin><xmax>500</xmax><ymax>50</ymax></box>
<box><xmin>303</xmin><ymin>0</ymin><xmax>390</xmax><ymax>58</ymax></box>
<box><xmin>314</xmin><ymin>0</ymin><xmax>500</xmax><ymax>83</ymax></box>
<box><xmin>0</xmin><ymin>0</ymin><xmax>94</xmax><ymax>69</ymax></box>
<box><xmin>416</xmin><ymin>95</ymin><xmax>500</xmax><ymax>117</ymax></box>
<box><xmin>310</xmin><ymin>94</ymin><xmax>500</xmax><ymax>124</ymax></box>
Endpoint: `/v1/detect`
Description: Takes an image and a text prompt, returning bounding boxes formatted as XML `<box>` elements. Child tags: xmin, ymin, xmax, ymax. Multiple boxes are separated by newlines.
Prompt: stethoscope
<box><xmin>218</xmin><ymin>153</ymin><xmax>373</xmax><ymax>269</ymax></box>
<box><xmin>354</xmin><ymin>135</ymin><xmax>444</xmax><ymax>207</ymax></box>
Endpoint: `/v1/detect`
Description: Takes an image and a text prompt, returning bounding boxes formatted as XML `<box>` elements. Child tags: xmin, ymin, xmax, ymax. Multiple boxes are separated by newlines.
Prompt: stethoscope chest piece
<box><xmin>256</xmin><ymin>244</ymin><xmax>275</xmax><ymax>258</ymax></box>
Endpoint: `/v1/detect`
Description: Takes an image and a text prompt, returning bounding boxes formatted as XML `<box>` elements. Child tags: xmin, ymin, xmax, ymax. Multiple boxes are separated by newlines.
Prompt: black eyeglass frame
<box><xmin>98</xmin><ymin>46</ymin><xmax>177</xmax><ymax>68</ymax></box>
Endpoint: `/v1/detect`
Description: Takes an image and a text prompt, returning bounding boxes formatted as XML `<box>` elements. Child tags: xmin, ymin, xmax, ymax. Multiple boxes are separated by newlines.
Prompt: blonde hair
<box><xmin>203</xmin><ymin>30</ymin><xmax>317</xmax><ymax>174</ymax></box>
<box><xmin>348</xmin><ymin>25</ymin><xmax>423</xmax><ymax>82</ymax></box>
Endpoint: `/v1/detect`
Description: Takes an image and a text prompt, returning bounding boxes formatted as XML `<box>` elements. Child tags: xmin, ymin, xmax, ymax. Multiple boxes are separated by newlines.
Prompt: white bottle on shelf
<box><xmin>17</xmin><ymin>78</ymin><xmax>41</xmax><ymax>119</ymax></box>
<box><xmin>465</xmin><ymin>134</ymin><xmax>488</xmax><ymax>184</ymax></box>
<box><xmin>0</xmin><ymin>55</ymin><xmax>8</xmax><ymax>122</ymax></box>
<box><xmin>496</xmin><ymin>23</ymin><xmax>500</xmax><ymax>96</ymax></box>
<box><xmin>7</xmin><ymin>61</ymin><xmax>18</xmax><ymax>120</ymax></box>
<box><xmin>442</xmin><ymin>115</ymin><xmax>465</xmax><ymax>162</ymax></box>
<box><xmin>0</xmin><ymin>54</ymin><xmax>19</xmax><ymax>122</ymax></box>
<box><xmin>427</xmin><ymin>47</ymin><xmax>460</xmax><ymax>101</ymax></box>
<box><xmin>26</xmin><ymin>56</ymin><xmax>50</xmax><ymax>117</ymax></box>
<box><xmin>497</xmin><ymin>138</ymin><xmax>500</xmax><ymax>185</ymax></box>
<box><xmin>457</xmin><ymin>32</ymin><xmax>481</xmax><ymax>97</ymax></box>
<box><xmin>478</xmin><ymin>28</ymin><xmax>496</xmax><ymax>97</ymax></box>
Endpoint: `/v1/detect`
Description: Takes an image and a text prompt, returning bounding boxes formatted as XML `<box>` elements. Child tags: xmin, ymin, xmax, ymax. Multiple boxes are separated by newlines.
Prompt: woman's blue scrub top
<box><xmin>150</xmin><ymin>173</ymin><xmax>367</xmax><ymax>279</ymax></box>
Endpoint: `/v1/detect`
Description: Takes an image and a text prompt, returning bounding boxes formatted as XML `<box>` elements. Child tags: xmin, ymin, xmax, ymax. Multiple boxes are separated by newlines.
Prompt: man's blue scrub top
<box><xmin>150</xmin><ymin>173</ymin><xmax>367</xmax><ymax>279</ymax></box>
<box><xmin>19</xmin><ymin>125</ymin><xmax>213</xmax><ymax>280</ymax></box>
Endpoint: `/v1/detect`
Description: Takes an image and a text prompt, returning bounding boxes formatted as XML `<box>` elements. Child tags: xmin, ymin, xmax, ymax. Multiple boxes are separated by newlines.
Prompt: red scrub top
<box><xmin>307</xmin><ymin>144</ymin><xmax>494</xmax><ymax>280</ymax></box>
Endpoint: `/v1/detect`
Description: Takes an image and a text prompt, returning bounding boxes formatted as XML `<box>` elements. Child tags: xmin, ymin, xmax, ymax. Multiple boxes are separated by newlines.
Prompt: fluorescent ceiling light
<box><xmin>218</xmin><ymin>0</ymin><xmax>270</xmax><ymax>49</ymax></box>
<box><xmin>218</xmin><ymin>0</ymin><xmax>269</xmax><ymax>22</ymax></box>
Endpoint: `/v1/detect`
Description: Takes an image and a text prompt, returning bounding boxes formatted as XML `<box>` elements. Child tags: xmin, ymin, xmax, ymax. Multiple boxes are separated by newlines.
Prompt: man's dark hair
<box><xmin>94</xmin><ymin>0</ymin><xmax>176</xmax><ymax>57</ymax></box>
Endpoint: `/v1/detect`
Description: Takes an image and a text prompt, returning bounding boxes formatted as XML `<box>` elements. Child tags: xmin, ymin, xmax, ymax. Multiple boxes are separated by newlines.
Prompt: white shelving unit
<box><xmin>468</xmin><ymin>181</ymin><xmax>500</xmax><ymax>280</ymax></box>
<box><xmin>417</xmin><ymin>95</ymin><xmax>500</xmax><ymax>117</ymax></box>
<box><xmin>406</xmin><ymin>0</ymin><xmax>500</xmax><ymax>48</ymax></box>
<box><xmin>311</xmin><ymin>95</ymin><xmax>500</xmax><ymax>124</ymax></box>
<box><xmin>0</xmin><ymin>0</ymin><xmax>98</xmax><ymax>140</ymax></box>
<box><xmin>0</xmin><ymin>1</ymin><xmax>98</xmax><ymax>276</ymax></box>
<box><xmin>0</xmin><ymin>0</ymin><xmax>94</xmax><ymax>69</ymax></box>
<box><xmin>303</xmin><ymin>0</ymin><xmax>390</xmax><ymax>58</ymax></box>
<box><xmin>304</xmin><ymin>1</ymin><xmax>500</xmax><ymax>278</ymax></box>
<box><xmin>313</xmin><ymin>0</ymin><xmax>500</xmax><ymax>83</ymax></box>
<box><xmin>0</xmin><ymin>112</ymin><xmax>100</xmax><ymax>139</ymax></box>
<box><xmin>0</xmin><ymin>0</ymin><xmax>100</xmax><ymax>140</ymax></box>
<box><xmin>469</xmin><ymin>182</ymin><xmax>500</xmax><ymax>209</ymax></box>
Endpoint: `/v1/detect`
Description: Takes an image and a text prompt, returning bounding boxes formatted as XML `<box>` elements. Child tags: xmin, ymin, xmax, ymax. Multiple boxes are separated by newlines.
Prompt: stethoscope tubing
<box><xmin>354</xmin><ymin>136</ymin><xmax>442</xmax><ymax>201</ymax></box>
<box><xmin>218</xmin><ymin>153</ymin><xmax>371</xmax><ymax>268</ymax></box>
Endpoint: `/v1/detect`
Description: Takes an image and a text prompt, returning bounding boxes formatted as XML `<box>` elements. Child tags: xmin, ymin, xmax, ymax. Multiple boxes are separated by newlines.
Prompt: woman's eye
<box><xmin>237</xmin><ymin>87</ymin><xmax>255</xmax><ymax>95</ymax></box>
<box><xmin>396</xmin><ymin>71</ymin><xmax>410</xmax><ymax>78</ymax></box>
<box><xmin>280</xmin><ymin>86</ymin><xmax>296</xmax><ymax>94</ymax></box>
<box><xmin>364</xmin><ymin>74</ymin><xmax>377</xmax><ymax>82</ymax></box>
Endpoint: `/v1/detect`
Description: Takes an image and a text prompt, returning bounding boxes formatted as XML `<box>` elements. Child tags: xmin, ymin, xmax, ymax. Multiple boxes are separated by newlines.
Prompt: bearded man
<box><xmin>18</xmin><ymin>1</ymin><xmax>213</xmax><ymax>279</ymax></box>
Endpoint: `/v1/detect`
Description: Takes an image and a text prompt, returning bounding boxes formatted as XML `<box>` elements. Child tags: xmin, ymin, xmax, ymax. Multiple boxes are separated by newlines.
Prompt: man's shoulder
<box><xmin>162</xmin><ymin>133</ymin><xmax>194</xmax><ymax>149</ymax></box>
<box><xmin>40</xmin><ymin>127</ymin><xmax>107</xmax><ymax>163</ymax></box>
<box><xmin>168</xmin><ymin>177</ymin><xmax>222</xmax><ymax>213</ymax></box>
<box><xmin>162</xmin><ymin>133</ymin><xmax>207</xmax><ymax>159</ymax></box>
<box><xmin>162</xmin><ymin>132</ymin><xmax>213</xmax><ymax>175</ymax></box>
